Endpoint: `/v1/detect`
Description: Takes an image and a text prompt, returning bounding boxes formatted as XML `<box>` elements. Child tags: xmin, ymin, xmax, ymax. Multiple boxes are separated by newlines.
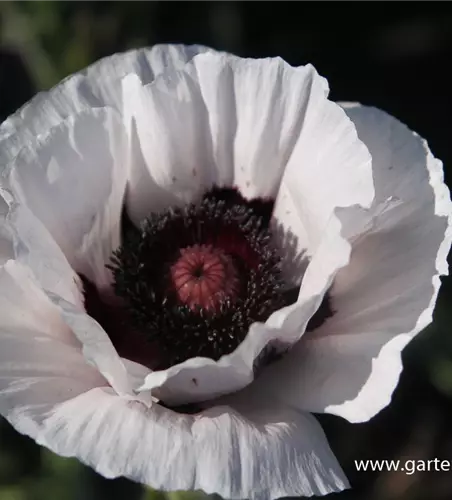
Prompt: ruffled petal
<box><xmin>0</xmin><ymin>45</ymin><xmax>210</xmax><ymax>165</ymax></box>
<box><xmin>248</xmin><ymin>105</ymin><xmax>452</xmax><ymax>422</ymax></box>
<box><xmin>2</xmin><ymin>108</ymin><xmax>128</xmax><ymax>292</ymax></box>
<box><xmin>270</xmin><ymin>93</ymin><xmax>374</xmax><ymax>263</ymax></box>
<box><xmin>33</xmin><ymin>387</ymin><xmax>347</xmax><ymax>499</ymax></box>
<box><xmin>0</xmin><ymin>195</ymin><xmax>13</xmax><ymax>264</ymax></box>
<box><xmin>0</xmin><ymin>192</ymin><xmax>83</xmax><ymax>306</ymax></box>
<box><xmin>122</xmin><ymin>52</ymin><xmax>369</xmax><ymax>226</ymax></box>
<box><xmin>0</xmin><ymin>194</ymin><xmax>152</xmax><ymax>401</ymax></box>
<box><xmin>46</xmin><ymin>291</ymin><xmax>136</xmax><ymax>398</ymax></box>
<box><xmin>181</xmin><ymin>53</ymin><xmax>330</xmax><ymax>200</ymax></box>
<box><xmin>121</xmin><ymin>71</ymin><xmax>216</xmax><ymax>222</ymax></box>
<box><xmin>0</xmin><ymin>258</ymin><xmax>346</xmax><ymax>498</ymax></box>
<box><xmin>0</xmin><ymin>260</ymin><xmax>105</xmax><ymax>432</ymax></box>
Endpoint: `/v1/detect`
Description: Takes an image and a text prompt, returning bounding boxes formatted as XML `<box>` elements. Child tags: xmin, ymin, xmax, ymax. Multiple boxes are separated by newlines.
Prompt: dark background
<box><xmin>1</xmin><ymin>2</ymin><xmax>452</xmax><ymax>500</ymax></box>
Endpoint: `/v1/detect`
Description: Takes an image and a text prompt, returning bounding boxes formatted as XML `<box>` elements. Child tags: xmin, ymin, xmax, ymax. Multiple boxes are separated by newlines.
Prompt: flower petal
<box><xmin>0</xmin><ymin>193</ymin><xmax>83</xmax><ymax>306</ymax></box>
<box><xmin>121</xmin><ymin>71</ymin><xmax>216</xmax><ymax>222</ymax></box>
<box><xmin>122</xmin><ymin>52</ymin><xmax>355</xmax><ymax>224</ymax></box>
<box><xmin>270</xmin><ymin>93</ymin><xmax>374</xmax><ymax>262</ymax></box>
<box><xmin>1</xmin><ymin>259</ymin><xmax>346</xmax><ymax>498</ymax></box>
<box><xmin>0</xmin><ymin>45</ymin><xmax>210</xmax><ymax>165</ymax></box>
<box><xmin>0</xmin><ymin>196</ymin><xmax>13</xmax><ymax>264</ymax></box>
<box><xmin>0</xmin><ymin>260</ymin><xmax>105</xmax><ymax>432</ymax></box>
<box><xmin>181</xmin><ymin>53</ymin><xmax>331</xmax><ymax>200</ymax></box>
<box><xmin>2</xmin><ymin>108</ymin><xmax>128</xmax><ymax>292</ymax></box>
<box><xmin>248</xmin><ymin>105</ymin><xmax>452</xmax><ymax>422</ymax></box>
<box><xmin>1</xmin><ymin>195</ymin><xmax>148</xmax><ymax>401</ymax></box>
<box><xmin>46</xmin><ymin>291</ymin><xmax>135</xmax><ymax>398</ymax></box>
<box><xmin>34</xmin><ymin>387</ymin><xmax>347</xmax><ymax>499</ymax></box>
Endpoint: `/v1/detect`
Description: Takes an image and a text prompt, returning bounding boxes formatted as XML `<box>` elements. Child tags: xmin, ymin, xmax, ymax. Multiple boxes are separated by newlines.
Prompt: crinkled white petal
<box><xmin>0</xmin><ymin>194</ymin><xmax>83</xmax><ymax>307</ymax></box>
<box><xmin>0</xmin><ymin>210</ymin><xmax>347</xmax><ymax>499</ymax></box>
<box><xmin>121</xmin><ymin>71</ymin><xmax>216</xmax><ymax>222</ymax></box>
<box><xmin>248</xmin><ymin>105</ymin><xmax>452</xmax><ymax>423</ymax></box>
<box><xmin>2</xmin><ymin>108</ymin><xmax>128</xmax><ymax>292</ymax></box>
<box><xmin>1</xmin><ymin>89</ymin><xmax>146</xmax><ymax>399</ymax></box>
<box><xmin>30</xmin><ymin>387</ymin><xmax>348</xmax><ymax>500</ymax></box>
<box><xmin>0</xmin><ymin>45</ymin><xmax>211</xmax><ymax>165</ymax></box>
<box><xmin>122</xmin><ymin>51</ymin><xmax>371</xmax><ymax>226</ymax></box>
<box><xmin>180</xmin><ymin>53</ymin><xmax>329</xmax><ymax>200</ymax></box>
<box><xmin>0</xmin><ymin>196</ymin><xmax>14</xmax><ymax>265</ymax></box>
<box><xmin>45</xmin><ymin>291</ymin><xmax>135</xmax><ymax>398</ymax></box>
<box><xmin>122</xmin><ymin>52</ymin><xmax>331</xmax><ymax>222</ymax></box>
<box><xmin>0</xmin><ymin>194</ymin><xmax>151</xmax><ymax>402</ymax></box>
<box><xmin>271</xmin><ymin>92</ymin><xmax>374</xmax><ymax>263</ymax></box>
<box><xmin>0</xmin><ymin>260</ymin><xmax>105</xmax><ymax>432</ymax></box>
<box><xmin>0</xmin><ymin>241</ymin><xmax>346</xmax><ymax>499</ymax></box>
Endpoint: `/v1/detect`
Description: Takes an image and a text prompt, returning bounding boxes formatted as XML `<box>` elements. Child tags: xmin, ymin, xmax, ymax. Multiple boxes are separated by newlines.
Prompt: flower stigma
<box><xmin>170</xmin><ymin>244</ymin><xmax>240</xmax><ymax>312</ymax></box>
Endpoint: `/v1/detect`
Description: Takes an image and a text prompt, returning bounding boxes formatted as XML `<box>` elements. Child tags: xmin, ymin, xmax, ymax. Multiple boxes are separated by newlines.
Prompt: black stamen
<box><xmin>108</xmin><ymin>187</ymin><xmax>286</xmax><ymax>369</ymax></box>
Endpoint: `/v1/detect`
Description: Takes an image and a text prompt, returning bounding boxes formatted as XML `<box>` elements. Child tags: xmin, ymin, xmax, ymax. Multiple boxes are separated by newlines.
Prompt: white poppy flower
<box><xmin>0</xmin><ymin>44</ymin><xmax>450</xmax><ymax>499</ymax></box>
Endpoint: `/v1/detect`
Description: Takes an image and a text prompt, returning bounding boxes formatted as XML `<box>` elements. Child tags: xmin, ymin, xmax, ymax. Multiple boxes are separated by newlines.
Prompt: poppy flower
<box><xmin>0</xmin><ymin>45</ymin><xmax>450</xmax><ymax>499</ymax></box>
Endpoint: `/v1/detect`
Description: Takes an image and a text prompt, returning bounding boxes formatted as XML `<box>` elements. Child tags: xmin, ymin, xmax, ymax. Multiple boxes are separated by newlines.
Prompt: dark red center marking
<box><xmin>170</xmin><ymin>244</ymin><xmax>239</xmax><ymax>312</ymax></box>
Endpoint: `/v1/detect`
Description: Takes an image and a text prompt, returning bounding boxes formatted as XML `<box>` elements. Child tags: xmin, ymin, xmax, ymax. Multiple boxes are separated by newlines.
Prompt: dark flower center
<box><xmin>105</xmin><ymin>187</ymin><xmax>286</xmax><ymax>368</ymax></box>
<box><xmin>81</xmin><ymin>187</ymin><xmax>334</xmax><ymax>373</ymax></box>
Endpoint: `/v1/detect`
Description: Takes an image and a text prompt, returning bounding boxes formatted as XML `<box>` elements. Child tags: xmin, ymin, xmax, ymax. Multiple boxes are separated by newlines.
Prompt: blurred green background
<box><xmin>1</xmin><ymin>2</ymin><xmax>452</xmax><ymax>500</ymax></box>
